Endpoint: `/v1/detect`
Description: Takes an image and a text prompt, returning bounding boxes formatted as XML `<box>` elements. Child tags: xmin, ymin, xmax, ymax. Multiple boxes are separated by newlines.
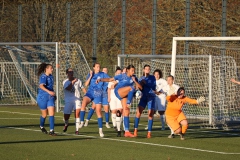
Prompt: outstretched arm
<box><xmin>231</xmin><ymin>78</ymin><xmax>240</xmax><ymax>85</ymax></box>
<box><xmin>96</xmin><ymin>77</ymin><xmax>115</xmax><ymax>83</ymax></box>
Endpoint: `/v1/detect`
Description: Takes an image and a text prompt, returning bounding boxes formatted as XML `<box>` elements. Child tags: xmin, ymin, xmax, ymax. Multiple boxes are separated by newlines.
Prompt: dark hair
<box><xmin>153</xmin><ymin>69</ymin><xmax>163</xmax><ymax>78</ymax></box>
<box><xmin>143</xmin><ymin>64</ymin><xmax>150</xmax><ymax>76</ymax></box>
<box><xmin>66</xmin><ymin>68</ymin><xmax>73</xmax><ymax>74</ymax></box>
<box><xmin>143</xmin><ymin>64</ymin><xmax>150</xmax><ymax>69</ymax></box>
<box><xmin>37</xmin><ymin>63</ymin><xmax>52</xmax><ymax>76</ymax></box>
<box><xmin>177</xmin><ymin>87</ymin><xmax>185</xmax><ymax>96</ymax></box>
<box><xmin>93</xmin><ymin>62</ymin><xmax>100</xmax><ymax>67</ymax></box>
<box><xmin>167</xmin><ymin>75</ymin><xmax>174</xmax><ymax>80</ymax></box>
<box><xmin>115</xmin><ymin>66</ymin><xmax>122</xmax><ymax>72</ymax></box>
<box><xmin>126</xmin><ymin>65</ymin><xmax>135</xmax><ymax>71</ymax></box>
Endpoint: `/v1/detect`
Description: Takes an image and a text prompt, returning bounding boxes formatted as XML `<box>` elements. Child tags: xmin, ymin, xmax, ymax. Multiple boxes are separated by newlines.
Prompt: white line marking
<box><xmin>1</xmin><ymin>126</ymin><xmax>239</xmax><ymax>155</ymax></box>
<box><xmin>1</xmin><ymin>110</ymin><xmax>240</xmax><ymax>137</ymax></box>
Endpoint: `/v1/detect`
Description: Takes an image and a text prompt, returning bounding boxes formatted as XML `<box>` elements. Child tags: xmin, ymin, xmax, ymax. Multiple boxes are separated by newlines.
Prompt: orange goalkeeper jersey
<box><xmin>165</xmin><ymin>95</ymin><xmax>198</xmax><ymax>117</ymax></box>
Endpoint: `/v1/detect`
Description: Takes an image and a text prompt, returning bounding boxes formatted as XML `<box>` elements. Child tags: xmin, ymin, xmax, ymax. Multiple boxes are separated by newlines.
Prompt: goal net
<box><xmin>0</xmin><ymin>42</ymin><xmax>90</xmax><ymax>112</ymax></box>
<box><xmin>118</xmin><ymin>37</ymin><xmax>240</xmax><ymax>129</ymax></box>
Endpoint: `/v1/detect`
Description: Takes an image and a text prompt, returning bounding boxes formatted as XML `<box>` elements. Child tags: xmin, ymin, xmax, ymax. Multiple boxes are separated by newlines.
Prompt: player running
<box><xmin>133</xmin><ymin>65</ymin><xmax>156</xmax><ymax>138</ymax></box>
<box><xmin>84</xmin><ymin>67</ymin><xmax>111</xmax><ymax>128</ymax></box>
<box><xmin>166</xmin><ymin>87</ymin><xmax>205</xmax><ymax>140</ymax></box>
<box><xmin>37</xmin><ymin>63</ymin><xmax>56</xmax><ymax>136</ymax></box>
<box><xmin>96</xmin><ymin>64</ymin><xmax>142</xmax><ymax>137</ymax></box>
<box><xmin>62</xmin><ymin>68</ymin><xmax>86</xmax><ymax>134</ymax></box>
<box><xmin>154</xmin><ymin>69</ymin><xmax>168</xmax><ymax>130</ymax></box>
<box><xmin>78</xmin><ymin>63</ymin><xmax>109</xmax><ymax>137</ymax></box>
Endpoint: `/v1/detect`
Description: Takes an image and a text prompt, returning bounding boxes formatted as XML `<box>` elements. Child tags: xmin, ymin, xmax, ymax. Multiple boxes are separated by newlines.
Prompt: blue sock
<box><xmin>40</xmin><ymin>116</ymin><xmax>46</xmax><ymax>127</ymax></box>
<box><xmin>105</xmin><ymin>112</ymin><xmax>109</xmax><ymax>123</ymax></box>
<box><xmin>80</xmin><ymin>111</ymin><xmax>85</xmax><ymax>122</ymax></box>
<box><xmin>134</xmin><ymin>117</ymin><xmax>140</xmax><ymax>129</ymax></box>
<box><xmin>127</xmin><ymin>86</ymin><xmax>135</xmax><ymax>104</ymax></box>
<box><xmin>49</xmin><ymin>116</ymin><xmax>54</xmax><ymax>131</ymax></box>
<box><xmin>98</xmin><ymin>117</ymin><xmax>103</xmax><ymax>128</ymax></box>
<box><xmin>124</xmin><ymin>116</ymin><xmax>129</xmax><ymax>131</ymax></box>
<box><xmin>148</xmin><ymin>119</ymin><xmax>153</xmax><ymax>132</ymax></box>
<box><xmin>87</xmin><ymin>108</ymin><xmax>95</xmax><ymax>120</ymax></box>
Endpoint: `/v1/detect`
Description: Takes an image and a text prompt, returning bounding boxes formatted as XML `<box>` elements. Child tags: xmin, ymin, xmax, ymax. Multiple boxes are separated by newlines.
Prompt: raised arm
<box><xmin>65</xmin><ymin>78</ymin><xmax>77</xmax><ymax>91</ymax></box>
<box><xmin>85</xmin><ymin>71</ymin><xmax>93</xmax><ymax>87</ymax></box>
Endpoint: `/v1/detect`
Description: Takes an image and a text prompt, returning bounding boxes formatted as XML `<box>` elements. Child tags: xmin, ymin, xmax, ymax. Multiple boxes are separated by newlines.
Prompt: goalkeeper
<box><xmin>165</xmin><ymin>87</ymin><xmax>205</xmax><ymax>140</ymax></box>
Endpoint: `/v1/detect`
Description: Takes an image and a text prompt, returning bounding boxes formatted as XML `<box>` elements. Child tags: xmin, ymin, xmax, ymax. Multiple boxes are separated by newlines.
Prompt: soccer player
<box><xmin>165</xmin><ymin>87</ymin><xmax>205</xmax><ymax>140</ymax></box>
<box><xmin>133</xmin><ymin>65</ymin><xmax>156</xmax><ymax>138</ymax></box>
<box><xmin>62</xmin><ymin>68</ymin><xmax>86</xmax><ymax>134</ymax></box>
<box><xmin>36</xmin><ymin>63</ymin><xmax>56</xmax><ymax>136</ymax></box>
<box><xmin>84</xmin><ymin>67</ymin><xmax>111</xmax><ymax>128</ymax></box>
<box><xmin>154</xmin><ymin>69</ymin><xmax>168</xmax><ymax>130</ymax></box>
<box><xmin>96</xmin><ymin>65</ymin><xmax>142</xmax><ymax>137</ymax></box>
<box><xmin>108</xmin><ymin>66</ymin><xmax>123</xmax><ymax>136</ymax></box>
<box><xmin>78</xmin><ymin>63</ymin><xmax>109</xmax><ymax>137</ymax></box>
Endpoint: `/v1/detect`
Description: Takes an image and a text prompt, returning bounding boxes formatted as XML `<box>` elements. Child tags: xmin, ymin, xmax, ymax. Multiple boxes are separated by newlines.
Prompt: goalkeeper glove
<box><xmin>197</xmin><ymin>96</ymin><xmax>205</xmax><ymax>104</ymax></box>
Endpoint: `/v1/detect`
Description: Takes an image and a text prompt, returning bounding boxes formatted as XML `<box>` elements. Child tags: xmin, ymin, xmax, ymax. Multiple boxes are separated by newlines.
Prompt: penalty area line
<box><xmin>1</xmin><ymin>126</ymin><xmax>240</xmax><ymax>155</ymax></box>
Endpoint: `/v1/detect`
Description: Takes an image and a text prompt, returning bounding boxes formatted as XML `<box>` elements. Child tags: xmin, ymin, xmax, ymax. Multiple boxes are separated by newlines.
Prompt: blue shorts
<box><xmin>84</xmin><ymin>90</ymin><xmax>102</xmax><ymax>105</ymax></box>
<box><xmin>138</xmin><ymin>96</ymin><xmax>155</xmax><ymax>110</ymax></box>
<box><xmin>102</xmin><ymin>91</ymin><xmax>108</xmax><ymax>106</ymax></box>
<box><xmin>37</xmin><ymin>94</ymin><xmax>55</xmax><ymax>110</ymax></box>
<box><xmin>114</xmin><ymin>89</ymin><xmax>122</xmax><ymax>101</ymax></box>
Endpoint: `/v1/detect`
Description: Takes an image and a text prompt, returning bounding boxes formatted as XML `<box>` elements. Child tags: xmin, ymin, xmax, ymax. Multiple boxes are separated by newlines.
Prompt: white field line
<box><xmin>0</xmin><ymin>110</ymin><xmax>240</xmax><ymax>136</ymax></box>
<box><xmin>0</xmin><ymin>126</ymin><xmax>239</xmax><ymax>155</ymax></box>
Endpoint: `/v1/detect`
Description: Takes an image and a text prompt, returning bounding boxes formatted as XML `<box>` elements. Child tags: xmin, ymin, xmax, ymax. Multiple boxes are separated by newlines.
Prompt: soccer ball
<box><xmin>135</xmin><ymin>90</ymin><xmax>142</xmax><ymax>99</ymax></box>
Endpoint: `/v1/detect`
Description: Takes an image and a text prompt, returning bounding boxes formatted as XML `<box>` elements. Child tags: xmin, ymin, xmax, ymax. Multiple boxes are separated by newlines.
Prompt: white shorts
<box><xmin>109</xmin><ymin>92</ymin><xmax>122</xmax><ymax>110</ymax></box>
<box><xmin>155</xmin><ymin>96</ymin><xmax>166</xmax><ymax>111</ymax></box>
<box><xmin>63</xmin><ymin>100</ymin><xmax>81</xmax><ymax>114</ymax></box>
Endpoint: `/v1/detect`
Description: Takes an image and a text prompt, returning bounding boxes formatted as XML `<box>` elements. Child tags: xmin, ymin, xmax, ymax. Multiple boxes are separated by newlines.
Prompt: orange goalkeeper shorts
<box><xmin>166</xmin><ymin>112</ymin><xmax>187</xmax><ymax>131</ymax></box>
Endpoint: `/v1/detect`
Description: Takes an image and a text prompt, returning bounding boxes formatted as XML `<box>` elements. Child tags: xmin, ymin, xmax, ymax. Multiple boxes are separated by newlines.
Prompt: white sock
<box><xmin>76</xmin><ymin>118</ymin><xmax>80</xmax><ymax>131</ymax></box>
<box><xmin>116</xmin><ymin>116</ymin><xmax>122</xmax><ymax>131</ymax></box>
<box><xmin>160</xmin><ymin>115</ymin><xmax>165</xmax><ymax>128</ymax></box>
<box><xmin>111</xmin><ymin>113</ymin><xmax>116</xmax><ymax>127</ymax></box>
<box><xmin>99</xmin><ymin>128</ymin><xmax>103</xmax><ymax>133</ymax></box>
<box><xmin>122</xmin><ymin>116</ymin><xmax>125</xmax><ymax>131</ymax></box>
<box><xmin>167</xmin><ymin>124</ymin><xmax>174</xmax><ymax>135</ymax></box>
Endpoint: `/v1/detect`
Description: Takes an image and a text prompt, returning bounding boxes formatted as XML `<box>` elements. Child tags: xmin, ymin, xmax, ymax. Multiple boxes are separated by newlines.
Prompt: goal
<box><xmin>118</xmin><ymin>37</ymin><xmax>240</xmax><ymax>129</ymax></box>
<box><xmin>171</xmin><ymin>37</ymin><xmax>240</xmax><ymax>129</ymax></box>
<box><xmin>0</xmin><ymin>42</ymin><xmax>90</xmax><ymax>112</ymax></box>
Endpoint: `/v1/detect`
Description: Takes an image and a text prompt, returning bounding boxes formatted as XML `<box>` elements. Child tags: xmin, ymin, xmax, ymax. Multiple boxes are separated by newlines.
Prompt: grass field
<box><xmin>0</xmin><ymin>106</ymin><xmax>240</xmax><ymax>160</ymax></box>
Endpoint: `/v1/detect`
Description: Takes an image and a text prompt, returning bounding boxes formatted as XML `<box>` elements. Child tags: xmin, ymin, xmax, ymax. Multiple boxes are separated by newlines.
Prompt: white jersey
<box><xmin>163</xmin><ymin>83</ymin><xmax>180</xmax><ymax>95</ymax></box>
<box><xmin>63</xmin><ymin>78</ymin><xmax>84</xmax><ymax>102</ymax></box>
<box><xmin>108</xmin><ymin>81</ymin><xmax>122</xmax><ymax>110</ymax></box>
<box><xmin>156</xmin><ymin>78</ymin><xmax>168</xmax><ymax>98</ymax></box>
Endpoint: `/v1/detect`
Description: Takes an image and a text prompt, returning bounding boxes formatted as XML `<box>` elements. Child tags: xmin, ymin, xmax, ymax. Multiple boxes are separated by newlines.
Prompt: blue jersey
<box><xmin>114</xmin><ymin>73</ymin><xmax>138</xmax><ymax>91</ymax></box>
<box><xmin>86</xmin><ymin>71</ymin><xmax>109</xmax><ymax>91</ymax></box>
<box><xmin>102</xmin><ymin>82</ymin><xmax>109</xmax><ymax>93</ymax></box>
<box><xmin>139</xmin><ymin>75</ymin><xmax>156</xmax><ymax>97</ymax></box>
<box><xmin>38</xmin><ymin>73</ymin><xmax>54</xmax><ymax>95</ymax></box>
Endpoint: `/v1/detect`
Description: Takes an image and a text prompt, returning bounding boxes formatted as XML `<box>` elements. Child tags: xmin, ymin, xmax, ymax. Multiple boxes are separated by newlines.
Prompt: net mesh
<box><xmin>0</xmin><ymin>43</ymin><xmax>90</xmax><ymax>111</ymax></box>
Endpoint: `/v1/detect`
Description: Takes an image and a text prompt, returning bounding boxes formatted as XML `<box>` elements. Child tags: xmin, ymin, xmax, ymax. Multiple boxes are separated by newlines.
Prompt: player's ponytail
<box><xmin>37</xmin><ymin>63</ymin><xmax>51</xmax><ymax>76</ymax></box>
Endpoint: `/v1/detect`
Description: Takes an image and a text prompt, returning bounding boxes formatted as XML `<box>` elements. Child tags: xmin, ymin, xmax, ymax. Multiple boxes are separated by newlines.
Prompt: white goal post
<box><xmin>0</xmin><ymin>42</ymin><xmax>90</xmax><ymax>112</ymax></box>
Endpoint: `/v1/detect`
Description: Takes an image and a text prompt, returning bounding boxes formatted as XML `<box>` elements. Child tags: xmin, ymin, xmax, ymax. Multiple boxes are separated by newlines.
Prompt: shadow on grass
<box><xmin>0</xmin><ymin>137</ymin><xmax>95</xmax><ymax>145</ymax></box>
